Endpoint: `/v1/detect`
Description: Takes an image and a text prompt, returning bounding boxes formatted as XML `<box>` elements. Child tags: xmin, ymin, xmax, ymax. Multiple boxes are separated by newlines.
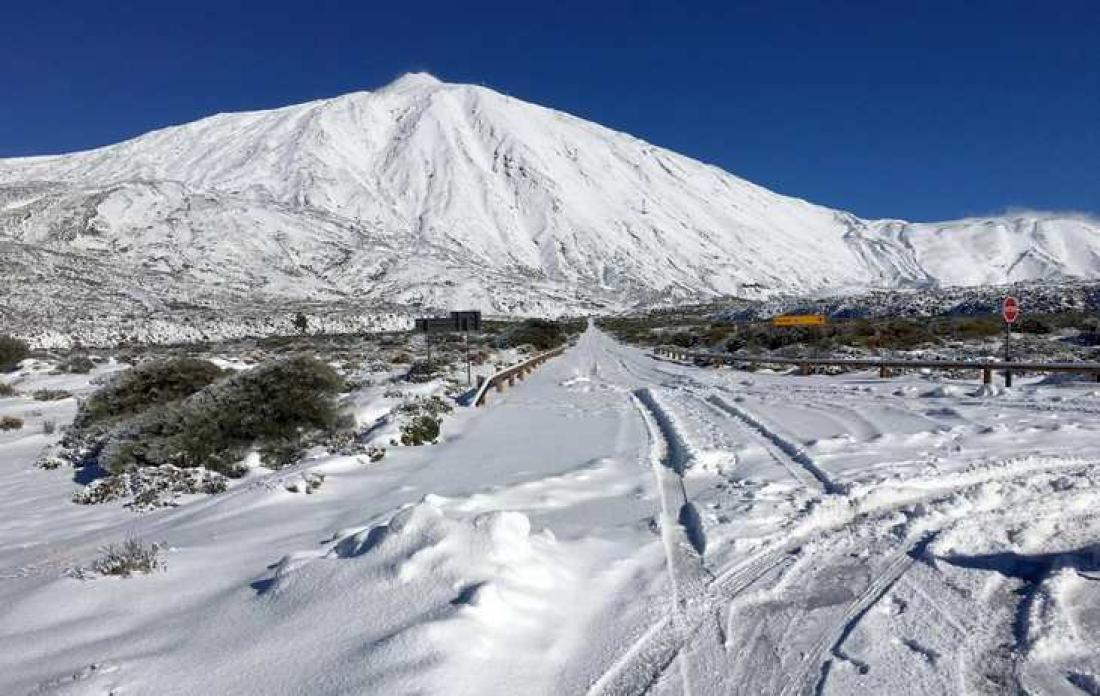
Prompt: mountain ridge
<box><xmin>2</xmin><ymin>72</ymin><xmax>1098</xmax><ymax>333</ymax></box>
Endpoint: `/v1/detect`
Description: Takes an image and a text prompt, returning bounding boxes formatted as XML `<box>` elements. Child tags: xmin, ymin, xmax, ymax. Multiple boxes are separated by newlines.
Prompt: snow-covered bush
<box><xmin>397</xmin><ymin>395</ymin><xmax>453</xmax><ymax>419</ymax></box>
<box><xmin>401</xmin><ymin>415</ymin><xmax>440</xmax><ymax>446</ymax></box>
<box><xmin>91</xmin><ymin>538</ymin><xmax>164</xmax><ymax>577</ymax></box>
<box><xmin>94</xmin><ymin>356</ymin><xmax>350</xmax><ymax>475</ymax></box>
<box><xmin>285</xmin><ymin>471</ymin><xmax>325</xmax><ymax>494</ymax></box>
<box><xmin>32</xmin><ymin>389</ymin><xmax>72</xmax><ymax>401</ymax></box>
<box><xmin>0</xmin><ymin>335</ymin><xmax>29</xmax><ymax>372</ymax></box>
<box><xmin>0</xmin><ymin>415</ymin><xmax>23</xmax><ymax>431</ymax></box>
<box><xmin>393</xmin><ymin>395</ymin><xmax>452</xmax><ymax>446</ymax></box>
<box><xmin>74</xmin><ymin>357</ymin><xmax>223</xmax><ymax>431</ymax></box>
<box><xmin>73</xmin><ymin>465</ymin><xmax>228</xmax><ymax>508</ymax></box>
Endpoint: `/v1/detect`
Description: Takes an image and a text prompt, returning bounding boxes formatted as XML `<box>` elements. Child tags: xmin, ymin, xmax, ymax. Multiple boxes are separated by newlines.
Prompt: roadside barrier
<box><xmin>473</xmin><ymin>345</ymin><xmax>566</xmax><ymax>406</ymax></box>
<box><xmin>654</xmin><ymin>346</ymin><xmax>1100</xmax><ymax>385</ymax></box>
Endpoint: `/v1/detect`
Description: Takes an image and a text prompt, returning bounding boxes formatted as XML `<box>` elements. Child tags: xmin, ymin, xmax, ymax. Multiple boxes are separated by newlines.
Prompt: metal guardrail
<box><xmin>654</xmin><ymin>346</ymin><xmax>1100</xmax><ymax>385</ymax></box>
<box><xmin>472</xmin><ymin>345</ymin><xmax>567</xmax><ymax>407</ymax></box>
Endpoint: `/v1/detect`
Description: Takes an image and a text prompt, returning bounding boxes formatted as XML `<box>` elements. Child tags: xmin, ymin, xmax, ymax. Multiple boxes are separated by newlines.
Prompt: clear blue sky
<box><xmin>2</xmin><ymin>0</ymin><xmax>1097</xmax><ymax>221</ymax></box>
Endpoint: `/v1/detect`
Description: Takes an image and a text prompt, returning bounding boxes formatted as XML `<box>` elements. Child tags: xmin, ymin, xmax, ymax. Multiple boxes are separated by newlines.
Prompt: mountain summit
<box><xmin>2</xmin><ymin>74</ymin><xmax>1098</xmax><ymax>323</ymax></box>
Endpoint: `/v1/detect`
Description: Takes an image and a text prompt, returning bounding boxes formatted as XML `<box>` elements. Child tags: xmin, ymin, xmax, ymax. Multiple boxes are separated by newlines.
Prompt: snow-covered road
<box><xmin>3</xmin><ymin>326</ymin><xmax>1100</xmax><ymax>695</ymax></box>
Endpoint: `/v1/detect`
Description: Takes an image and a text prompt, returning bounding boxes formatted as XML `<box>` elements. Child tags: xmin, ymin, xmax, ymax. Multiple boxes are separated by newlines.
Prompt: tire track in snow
<box><xmin>706</xmin><ymin>394</ymin><xmax>839</xmax><ymax>494</ymax></box>
<box><xmin>633</xmin><ymin>388</ymin><xmax>707</xmax><ymax>556</ymax></box>
<box><xmin>798</xmin><ymin>533</ymin><xmax>937</xmax><ymax>696</ymax></box>
<box><xmin>588</xmin><ymin>388</ymin><xmax>711</xmax><ymax>695</ymax></box>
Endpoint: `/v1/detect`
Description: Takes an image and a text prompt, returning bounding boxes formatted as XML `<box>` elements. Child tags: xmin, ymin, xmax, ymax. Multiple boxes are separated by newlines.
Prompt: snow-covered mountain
<box><xmin>2</xmin><ymin>72</ymin><xmax>1098</xmax><ymax>329</ymax></box>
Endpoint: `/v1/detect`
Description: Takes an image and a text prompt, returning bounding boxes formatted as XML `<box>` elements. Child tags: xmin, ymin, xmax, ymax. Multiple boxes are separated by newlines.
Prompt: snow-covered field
<box><xmin>2</xmin><ymin>326</ymin><xmax>1099</xmax><ymax>694</ymax></box>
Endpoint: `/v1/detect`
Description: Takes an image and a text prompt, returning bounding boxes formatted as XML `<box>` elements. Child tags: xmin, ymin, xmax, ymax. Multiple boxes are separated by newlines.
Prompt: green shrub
<box><xmin>95</xmin><ymin>356</ymin><xmax>349</xmax><ymax>475</ymax></box>
<box><xmin>75</xmin><ymin>358</ymin><xmax>223</xmax><ymax>430</ymax></box>
<box><xmin>32</xmin><ymin>389</ymin><xmax>72</xmax><ymax>401</ymax></box>
<box><xmin>724</xmin><ymin>336</ymin><xmax>747</xmax><ymax>352</ymax></box>
<box><xmin>670</xmin><ymin>331</ymin><xmax>699</xmax><ymax>348</ymax></box>
<box><xmin>398</xmin><ymin>395</ymin><xmax>453</xmax><ymax>418</ymax></box>
<box><xmin>952</xmin><ymin>318</ymin><xmax>1002</xmax><ymax>340</ymax></box>
<box><xmin>405</xmin><ymin>360</ymin><xmax>437</xmax><ymax>383</ymax></box>
<box><xmin>0</xmin><ymin>336</ymin><xmax>29</xmax><ymax>373</ymax></box>
<box><xmin>0</xmin><ymin>415</ymin><xmax>24</xmax><ymax>431</ymax></box>
<box><xmin>1015</xmin><ymin>316</ymin><xmax>1052</xmax><ymax>335</ymax></box>
<box><xmin>506</xmin><ymin>319</ymin><xmax>566</xmax><ymax>351</ymax></box>
<box><xmin>56</xmin><ymin>355</ymin><xmax>96</xmax><ymax>374</ymax></box>
<box><xmin>400</xmin><ymin>415</ymin><xmax>440</xmax><ymax>446</ymax></box>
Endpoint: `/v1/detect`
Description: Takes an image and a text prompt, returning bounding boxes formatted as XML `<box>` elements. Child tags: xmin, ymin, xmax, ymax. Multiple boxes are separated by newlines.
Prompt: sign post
<box><xmin>1002</xmin><ymin>296</ymin><xmax>1020</xmax><ymax>387</ymax></box>
<box><xmin>465</xmin><ymin>330</ymin><xmax>472</xmax><ymax>386</ymax></box>
<box><xmin>415</xmin><ymin>311</ymin><xmax>482</xmax><ymax>385</ymax></box>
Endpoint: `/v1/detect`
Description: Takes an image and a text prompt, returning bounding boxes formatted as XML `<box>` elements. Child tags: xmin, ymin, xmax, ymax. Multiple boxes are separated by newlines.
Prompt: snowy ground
<box><xmin>2</xmin><ymin>326</ymin><xmax>1099</xmax><ymax>695</ymax></box>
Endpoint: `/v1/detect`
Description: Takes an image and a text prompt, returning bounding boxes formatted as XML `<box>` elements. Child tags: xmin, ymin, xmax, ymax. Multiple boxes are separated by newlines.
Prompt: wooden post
<box><xmin>495</xmin><ymin>379</ymin><xmax>504</xmax><ymax>393</ymax></box>
<box><xmin>800</xmin><ymin>364</ymin><xmax>811</xmax><ymax>376</ymax></box>
<box><xmin>879</xmin><ymin>365</ymin><xmax>891</xmax><ymax>378</ymax></box>
<box><xmin>983</xmin><ymin>368</ymin><xmax>992</xmax><ymax>385</ymax></box>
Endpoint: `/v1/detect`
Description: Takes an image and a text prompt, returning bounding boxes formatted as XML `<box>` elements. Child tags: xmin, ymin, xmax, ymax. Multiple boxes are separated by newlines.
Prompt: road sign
<box><xmin>1002</xmin><ymin>296</ymin><xmax>1020</xmax><ymax>324</ymax></box>
<box><xmin>772</xmin><ymin>314</ymin><xmax>826</xmax><ymax>327</ymax></box>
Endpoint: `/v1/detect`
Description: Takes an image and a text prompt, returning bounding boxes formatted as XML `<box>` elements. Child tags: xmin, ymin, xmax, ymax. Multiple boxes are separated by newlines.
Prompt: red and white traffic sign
<box><xmin>1002</xmin><ymin>295</ymin><xmax>1020</xmax><ymax>324</ymax></box>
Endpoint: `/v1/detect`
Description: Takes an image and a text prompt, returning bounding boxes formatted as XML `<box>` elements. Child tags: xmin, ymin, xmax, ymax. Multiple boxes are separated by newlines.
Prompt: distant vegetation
<box><xmin>503</xmin><ymin>318</ymin><xmax>584</xmax><ymax>351</ymax></box>
<box><xmin>600</xmin><ymin>311</ymin><xmax>1100</xmax><ymax>360</ymax></box>
<box><xmin>55</xmin><ymin>355</ymin><xmax>95</xmax><ymax>374</ymax></box>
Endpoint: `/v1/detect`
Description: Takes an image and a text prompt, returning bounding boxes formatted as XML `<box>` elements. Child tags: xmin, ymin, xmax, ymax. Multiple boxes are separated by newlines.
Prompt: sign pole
<box><xmin>1001</xmin><ymin>295</ymin><xmax>1019</xmax><ymax>387</ymax></box>
<box><xmin>465</xmin><ymin>329</ymin><xmax>472</xmax><ymax>386</ymax></box>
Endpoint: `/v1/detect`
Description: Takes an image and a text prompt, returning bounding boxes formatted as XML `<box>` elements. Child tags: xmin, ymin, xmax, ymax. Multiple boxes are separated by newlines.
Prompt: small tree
<box><xmin>293</xmin><ymin>312</ymin><xmax>309</xmax><ymax>335</ymax></box>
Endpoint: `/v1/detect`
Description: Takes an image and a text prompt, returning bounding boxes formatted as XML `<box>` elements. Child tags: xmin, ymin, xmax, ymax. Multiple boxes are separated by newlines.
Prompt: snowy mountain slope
<box><xmin>1</xmin><ymin>72</ymin><xmax>1098</xmax><ymax>328</ymax></box>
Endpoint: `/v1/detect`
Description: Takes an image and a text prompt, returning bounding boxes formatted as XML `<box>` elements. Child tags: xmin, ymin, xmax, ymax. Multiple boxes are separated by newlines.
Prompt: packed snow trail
<box><xmin>2</xmin><ymin>326</ymin><xmax>1100</xmax><ymax>695</ymax></box>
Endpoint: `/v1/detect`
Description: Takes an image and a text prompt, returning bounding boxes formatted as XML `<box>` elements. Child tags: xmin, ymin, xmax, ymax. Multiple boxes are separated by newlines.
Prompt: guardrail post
<box><xmin>983</xmin><ymin>368</ymin><xmax>992</xmax><ymax>385</ymax></box>
<box><xmin>879</xmin><ymin>365</ymin><xmax>891</xmax><ymax>378</ymax></box>
<box><xmin>1095</xmin><ymin>372</ymin><xmax>1100</xmax><ymax>383</ymax></box>
<box><xmin>495</xmin><ymin>379</ymin><xmax>505</xmax><ymax>393</ymax></box>
<box><xmin>800</xmin><ymin>363</ymin><xmax>811</xmax><ymax>376</ymax></box>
